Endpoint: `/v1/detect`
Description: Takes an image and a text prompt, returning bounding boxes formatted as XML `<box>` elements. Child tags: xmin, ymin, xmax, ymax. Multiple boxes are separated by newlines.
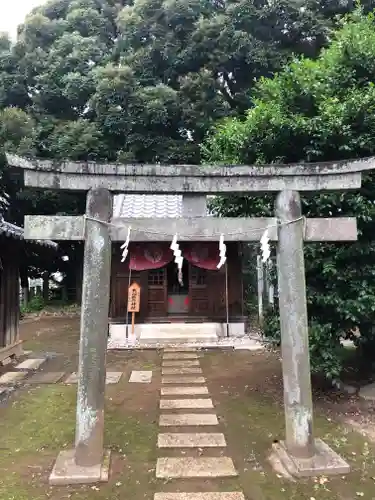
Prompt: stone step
<box><xmin>129</xmin><ymin>371</ymin><xmax>152</xmax><ymax>383</ymax></box>
<box><xmin>162</xmin><ymin>367</ymin><xmax>203</xmax><ymax>375</ymax></box>
<box><xmin>159</xmin><ymin>413</ymin><xmax>218</xmax><ymax>426</ymax></box>
<box><xmin>154</xmin><ymin>493</ymin><xmax>245</xmax><ymax>500</ymax></box>
<box><xmin>163</xmin><ymin>353</ymin><xmax>199</xmax><ymax>360</ymax></box>
<box><xmin>15</xmin><ymin>358</ymin><xmax>45</xmax><ymax>370</ymax></box>
<box><xmin>164</xmin><ymin>348</ymin><xmax>198</xmax><ymax>352</ymax></box>
<box><xmin>158</xmin><ymin>433</ymin><xmax>226</xmax><ymax>448</ymax></box>
<box><xmin>161</xmin><ymin>386</ymin><xmax>209</xmax><ymax>396</ymax></box>
<box><xmin>160</xmin><ymin>399</ymin><xmax>214</xmax><ymax>410</ymax></box>
<box><xmin>65</xmin><ymin>372</ymin><xmax>122</xmax><ymax>384</ymax></box>
<box><xmin>162</xmin><ymin>360</ymin><xmax>200</xmax><ymax>367</ymax></box>
<box><xmin>0</xmin><ymin>371</ymin><xmax>27</xmax><ymax>385</ymax></box>
<box><xmin>156</xmin><ymin>457</ymin><xmax>238</xmax><ymax>478</ymax></box>
<box><xmin>162</xmin><ymin>376</ymin><xmax>205</xmax><ymax>384</ymax></box>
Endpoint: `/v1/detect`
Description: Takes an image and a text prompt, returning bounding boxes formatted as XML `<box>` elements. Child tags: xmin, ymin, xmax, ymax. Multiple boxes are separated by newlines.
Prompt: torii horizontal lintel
<box><xmin>24</xmin><ymin>215</ymin><xmax>358</xmax><ymax>242</ymax></box>
<box><xmin>6</xmin><ymin>153</ymin><xmax>375</xmax><ymax>193</ymax></box>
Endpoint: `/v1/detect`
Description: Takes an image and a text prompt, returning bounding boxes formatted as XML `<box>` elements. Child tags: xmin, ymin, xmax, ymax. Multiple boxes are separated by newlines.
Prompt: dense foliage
<box><xmin>204</xmin><ymin>10</ymin><xmax>375</xmax><ymax>378</ymax></box>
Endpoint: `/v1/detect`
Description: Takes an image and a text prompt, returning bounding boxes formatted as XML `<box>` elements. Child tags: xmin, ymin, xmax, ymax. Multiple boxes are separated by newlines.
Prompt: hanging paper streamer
<box><xmin>170</xmin><ymin>234</ymin><xmax>184</xmax><ymax>285</ymax></box>
<box><xmin>260</xmin><ymin>229</ymin><xmax>270</xmax><ymax>263</ymax></box>
<box><xmin>120</xmin><ymin>227</ymin><xmax>131</xmax><ymax>263</ymax></box>
<box><xmin>217</xmin><ymin>234</ymin><xmax>226</xmax><ymax>269</ymax></box>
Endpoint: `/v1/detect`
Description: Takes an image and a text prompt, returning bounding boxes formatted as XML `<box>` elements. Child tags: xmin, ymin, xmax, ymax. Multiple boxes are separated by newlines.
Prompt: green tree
<box><xmin>203</xmin><ymin>9</ymin><xmax>375</xmax><ymax>378</ymax></box>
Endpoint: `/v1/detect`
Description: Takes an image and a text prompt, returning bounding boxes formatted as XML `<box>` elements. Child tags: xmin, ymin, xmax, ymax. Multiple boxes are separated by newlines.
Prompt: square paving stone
<box><xmin>161</xmin><ymin>386</ymin><xmax>209</xmax><ymax>396</ymax></box>
<box><xmin>162</xmin><ymin>367</ymin><xmax>203</xmax><ymax>375</ymax></box>
<box><xmin>15</xmin><ymin>358</ymin><xmax>45</xmax><ymax>370</ymax></box>
<box><xmin>154</xmin><ymin>494</ymin><xmax>245</xmax><ymax>500</ymax></box>
<box><xmin>162</xmin><ymin>376</ymin><xmax>205</xmax><ymax>384</ymax></box>
<box><xmin>129</xmin><ymin>370</ymin><xmax>152</xmax><ymax>383</ymax></box>
<box><xmin>160</xmin><ymin>399</ymin><xmax>214</xmax><ymax>410</ymax></box>
<box><xmin>163</xmin><ymin>353</ymin><xmax>199</xmax><ymax>360</ymax></box>
<box><xmin>158</xmin><ymin>433</ymin><xmax>227</xmax><ymax>448</ymax></box>
<box><xmin>0</xmin><ymin>371</ymin><xmax>27</xmax><ymax>385</ymax></box>
<box><xmin>27</xmin><ymin>372</ymin><xmax>66</xmax><ymax>384</ymax></box>
<box><xmin>162</xmin><ymin>360</ymin><xmax>200</xmax><ymax>367</ymax></box>
<box><xmin>159</xmin><ymin>413</ymin><xmax>218</xmax><ymax>426</ymax></box>
<box><xmin>65</xmin><ymin>372</ymin><xmax>122</xmax><ymax>384</ymax></box>
<box><xmin>156</xmin><ymin>457</ymin><xmax>238</xmax><ymax>478</ymax></box>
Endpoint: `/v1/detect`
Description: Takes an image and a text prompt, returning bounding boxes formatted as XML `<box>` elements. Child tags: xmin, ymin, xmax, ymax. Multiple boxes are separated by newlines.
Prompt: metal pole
<box><xmin>125</xmin><ymin>267</ymin><xmax>132</xmax><ymax>339</ymax></box>
<box><xmin>225</xmin><ymin>261</ymin><xmax>229</xmax><ymax>337</ymax></box>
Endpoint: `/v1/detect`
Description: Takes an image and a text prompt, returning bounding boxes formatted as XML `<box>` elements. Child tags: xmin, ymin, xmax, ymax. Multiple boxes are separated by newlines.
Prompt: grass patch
<box><xmin>0</xmin><ymin>385</ymin><xmax>158</xmax><ymax>500</ymax></box>
<box><xmin>203</xmin><ymin>350</ymin><xmax>375</xmax><ymax>500</ymax></box>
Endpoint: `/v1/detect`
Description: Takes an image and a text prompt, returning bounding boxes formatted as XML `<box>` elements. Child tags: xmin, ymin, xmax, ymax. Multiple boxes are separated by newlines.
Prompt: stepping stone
<box><xmin>160</xmin><ymin>399</ymin><xmax>214</xmax><ymax>410</ymax></box>
<box><xmin>155</xmin><ymin>493</ymin><xmax>245</xmax><ymax>500</ymax></box>
<box><xmin>129</xmin><ymin>370</ymin><xmax>152</xmax><ymax>383</ymax></box>
<box><xmin>159</xmin><ymin>413</ymin><xmax>218</xmax><ymax>426</ymax></box>
<box><xmin>163</xmin><ymin>360</ymin><xmax>200</xmax><ymax>367</ymax></box>
<box><xmin>156</xmin><ymin>457</ymin><xmax>238</xmax><ymax>478</ymax></box>
<box><xmin>65</xmin><ymin>372</ymin><xmax>122</xmax><ymax>384</ymax></box>
<box><xmin>162</xmin><ymin>367</ymin><xmax>203</xmax><ymax>375</ymax></box>
<box><xmin>161</xmin><ymin>386</ymin><xmax>209</xmax><ymax>396</ymax></box>
<box><xmin>0</xmin><ymin>371</ymin><xmax>27</xmax><ymax>385</ymax></box>
<box><xmin>164</xmin><ymin>348</ymin><xmax>198</xmax><ymax>352</ymax></box>
<box><xmin>27</xmin><ymin>372</ymin><xmax>65</xmax><ymax>384</ymax></box>
<box><xmin>163</xmin><ymin>353</ymin><xmax>199</xmax><ymax>360</ymax></box>
<box><xmin>162</xmin><ymin>376</ymin><xmax>205</xmax><ymax>384</ymax></box>
<box><xmin>15</xmin><ymin>358</ymin><xmax>45</xmax><ymax>370</ymax></box>
<box><xmin>359</xmin><ymin>381</ymin><xmax>375</xmax><ymax>401</ymax></box>
<box><xmin>158</xmin><ymin>432</ymin><xmax>226</xmax><ymax>448</ymax></box>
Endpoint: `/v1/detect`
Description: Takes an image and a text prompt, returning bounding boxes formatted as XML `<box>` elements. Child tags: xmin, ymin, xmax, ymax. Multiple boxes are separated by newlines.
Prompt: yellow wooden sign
<box><xmin>128</xmin><ymin>282</ymin><xmax>141</xmax><ymax>313</ymax></box>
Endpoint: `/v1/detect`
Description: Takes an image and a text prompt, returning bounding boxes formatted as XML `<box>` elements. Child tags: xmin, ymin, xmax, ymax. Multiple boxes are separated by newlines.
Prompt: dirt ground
<box><xmin>1</xmin><ymin>317</ymin><xmax>375</xmax><ymax>499</ymax></box>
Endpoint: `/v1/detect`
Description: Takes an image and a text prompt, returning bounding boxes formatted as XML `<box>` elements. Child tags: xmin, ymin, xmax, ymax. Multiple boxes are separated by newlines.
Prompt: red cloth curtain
<box><xmin>183</xmin><ymin>243</ymin><xmax>220</xmax><ymax>271</ymax></box>
<box><xmin>129</xmin><ymin>243</ymin><xmax>173</xmax><ymax>271</ymax></box>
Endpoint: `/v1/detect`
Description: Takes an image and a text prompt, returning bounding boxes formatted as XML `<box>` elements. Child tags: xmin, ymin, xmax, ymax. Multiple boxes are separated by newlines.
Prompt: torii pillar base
<box><xmin>49</xmin><ymin>449</ymin><xmax>111</xmax><ymax>486</ymax></box>
<box><xmin>271</xmin><ymin>439</ymin><xmax>350</xmax><ymax>478</ymax></box>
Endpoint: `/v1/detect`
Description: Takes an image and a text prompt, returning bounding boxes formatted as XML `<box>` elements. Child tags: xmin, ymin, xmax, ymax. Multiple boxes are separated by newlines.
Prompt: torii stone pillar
<box><xmin>272</xmin><ymin>190</ymin><xmax>349</xmax><ymax>477</ymax></box>
<box><xmin>50</xmin><ymin>188</ymin><xmax>112</xmax><ymax>485</ymax></box>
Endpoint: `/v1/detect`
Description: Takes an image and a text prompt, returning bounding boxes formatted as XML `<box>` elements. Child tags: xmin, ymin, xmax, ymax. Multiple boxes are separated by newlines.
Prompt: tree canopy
<box><xmin>1</xmin><ymin>0</ymin><xmax>374</xmax><ymax>167</ymax></box>
<box><xmin>203</xmin><ymin>9</ymin><xmax>375</xmax><ymax>377</ymax></box>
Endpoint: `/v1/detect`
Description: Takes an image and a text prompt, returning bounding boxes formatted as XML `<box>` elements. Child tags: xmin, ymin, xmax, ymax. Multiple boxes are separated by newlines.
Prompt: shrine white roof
<box><xmin>114</xmin><ymin>194</ymin><xmax>195</xmax><ymax>218</ymax></box>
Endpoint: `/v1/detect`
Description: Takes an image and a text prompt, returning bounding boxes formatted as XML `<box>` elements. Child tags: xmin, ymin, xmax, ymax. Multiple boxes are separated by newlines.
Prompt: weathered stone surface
<box><xmin>275</xmin><ymin>190</ymin><xmax>314</xmax><ymax>458</ymax></box>
<box><xmin>359</xmin><ymin>382</ymin><xmax>375</xmax><ymax>401</ymax></box>
<box><xmin>158</xmin><ymin>433</ymin><xmax>226</xmax><ymax>448</ymax></box>
<box><xmin>161</xmin><ymin>386</ymin><xmax>209</xmax><ymax>396</ymax></box>
<box><xmin>75</xmin><ymin>188</ymin><xmax>113</xmax><ymax>468</ymax></box>
<box><xmin>49</xmin><ymin>449</ymin><xmax>110</xmax><ymax>485</ymax></box>
<box><xmin>159</xmin><ymin>413</ymin><xmax>218</xmax><ymax>426</ymax></box>
<box><xmin>65</xmin><ymin>372</ymin><xmax>122</xmax><ymax>385</ymax></box>
<box><xmin>160</xmin><ymin>399</ymin><xmax>214</xmax><ymax>410</ymax></box>
<box><xmin>154</xmin><ymin>493</ymin><xmax>245</xmax><ymax>500</ymax></box>
<box><xmin>164</xmin><ymin>348</ymin><xmax>198</xmax><ymax>353</ymax></box>
<box><xmin>28</xmin><ymin>372</ymin><xmax>65</xmax><ymax>384</ymax></box>
<box><xmin>15</xmin><ymin>358</ymin><xmax>45</xmax><ymax>370</ymax></box>
<box><xmin>162</xmin><ymin>367</ymin><xmax>203</xmax><ymax>375</ymax></box>
<box><xmin>129</xmin><ymin>371</ymin><xmax>152</xmax><ymax>383</ymax></box>
<box><xmin>162</xmin><ymin>376</ymin><xmax>205</xmax><ymax>384</ymax></box>
<box><xmin>0</xmin><ymin>371</ymin><xmax>27</xmax><ymax>384</ymax></box>
<box><xmin>163</xmin><ymin>353</ymin><xmax>199</xmax><ymax>360</ymax></box>
<box><xmin>156</xmin><ymin>457</ymin><xmax>237</xmax><ymax>478</ymax></box>
<box><xmin>272</xmin><ymin>439</ymin><xmax>350</xmax><ymax>478</ymax></box>
<box><xmin>162</xmin><ymin>360</ymin><xmax>200</xmax><ymax>367</ymax></box>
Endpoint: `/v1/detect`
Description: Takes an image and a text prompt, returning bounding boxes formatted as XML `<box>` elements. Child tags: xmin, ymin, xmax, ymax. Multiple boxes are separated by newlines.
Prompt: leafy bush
<box><xmin>204</xmin><ymin>9</ymin><xmax>375</xmax><ymax>378</ymax></box>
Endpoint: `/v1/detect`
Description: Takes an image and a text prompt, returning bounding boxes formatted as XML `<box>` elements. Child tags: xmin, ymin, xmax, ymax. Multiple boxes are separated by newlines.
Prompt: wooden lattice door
<box><xmin>147</xmin><ymin>268</ymin><xmax>167</xmax><ymax>317</ymax></box>
<box><xmin>189</xmin><ymin>265</ymin><xmax>209</xmax><ymax>316</ymax></box>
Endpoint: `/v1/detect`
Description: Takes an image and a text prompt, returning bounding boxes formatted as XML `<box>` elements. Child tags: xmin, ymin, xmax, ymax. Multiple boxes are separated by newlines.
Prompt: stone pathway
<box><xmin>155</xmin><ymin>347</ymin><xmax>244</xmax><ymax>500</ymax></box>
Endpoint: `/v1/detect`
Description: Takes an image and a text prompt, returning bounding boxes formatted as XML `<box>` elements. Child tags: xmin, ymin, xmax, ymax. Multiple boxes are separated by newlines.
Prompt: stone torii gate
<box><xmin>7</xmin><ymin>153</ymin><xmax>375</xmax><ymax>484</ymax></box>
